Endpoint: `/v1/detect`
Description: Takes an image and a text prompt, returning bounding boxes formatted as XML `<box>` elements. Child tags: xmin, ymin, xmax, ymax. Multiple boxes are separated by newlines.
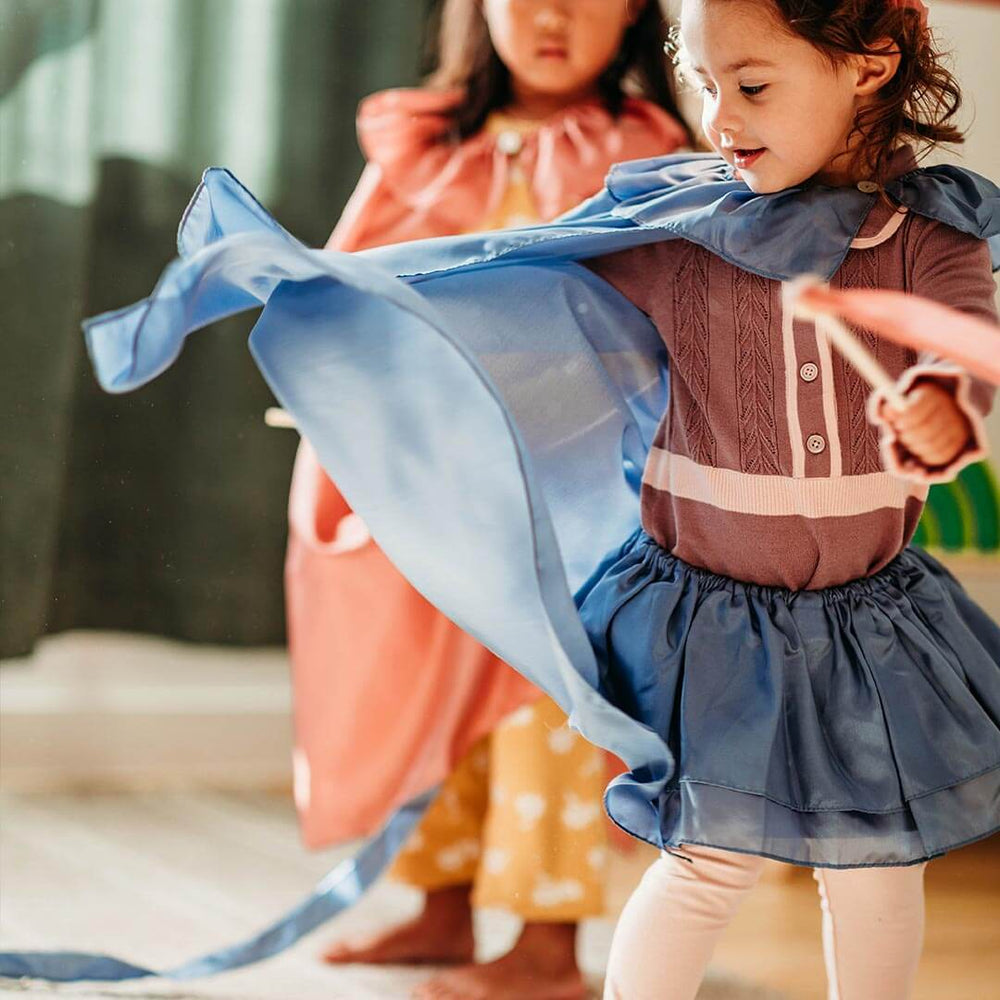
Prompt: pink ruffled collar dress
<box><xmin>287</xmin><ymin>87</ymin><xmax>687</xmax><ymax>848</ymax></box>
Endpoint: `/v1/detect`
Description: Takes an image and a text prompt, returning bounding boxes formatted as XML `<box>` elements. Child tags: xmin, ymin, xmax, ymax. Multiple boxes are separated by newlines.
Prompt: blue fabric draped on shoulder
<box><xmin>83</xmin><ymin>157</ymin><xmax>1000</xmax><ymax>842</ymax></box>
<box><xmin>10</xmin><ymin>156</ymin><xmax>997</xmax><ymax>983</ymax></box>
<box><xmin>85</xmin><ymin>165</ymin><xmax>681</xmax><ymax>828</ymax></box>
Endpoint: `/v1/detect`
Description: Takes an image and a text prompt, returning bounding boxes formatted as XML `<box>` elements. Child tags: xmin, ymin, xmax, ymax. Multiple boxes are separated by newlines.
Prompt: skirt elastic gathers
<box><xmin>576</xmin><ymin>531</ymin><xmax>1000</xmax><ymax>868</ymax></box>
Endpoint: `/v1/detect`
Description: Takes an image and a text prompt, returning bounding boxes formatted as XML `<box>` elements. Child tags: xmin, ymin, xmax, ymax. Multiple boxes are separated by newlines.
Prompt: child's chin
<box><xmin>739</xmin><ymin>169</ymin><xmax>788</xmax><ymax>194</ymax></box>
<box><xmin>740</xmin><ymin>174</ymin><xmax>775</xmax><ymax>194</ymax></box>
<box><xmin>739</xmin><ymin>171</ymin><xmax>788</xmax><ymax>195</ymax></box>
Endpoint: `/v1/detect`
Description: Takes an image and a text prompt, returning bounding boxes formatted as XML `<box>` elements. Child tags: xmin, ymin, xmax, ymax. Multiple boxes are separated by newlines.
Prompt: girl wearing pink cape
<box><xmin>285</xmin><ymin>1</ymin><xmax>688</xmax><ymax>994</ymax></box>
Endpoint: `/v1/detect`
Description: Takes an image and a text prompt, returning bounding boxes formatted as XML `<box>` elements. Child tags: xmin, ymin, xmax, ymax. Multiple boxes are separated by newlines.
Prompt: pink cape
<box><xmin>799</xmin><ymin>286</ymin><xmax>1000</xmax><ymax>386</ymax></box>
<box><xmin>287</xmin><ymin>89</ymin><xmax>687</xmax><ymax>847</ymax></box>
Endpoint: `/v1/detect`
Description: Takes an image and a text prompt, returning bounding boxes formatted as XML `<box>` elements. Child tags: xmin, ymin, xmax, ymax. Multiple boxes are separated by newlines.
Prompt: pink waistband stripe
<box><xmin>643</xmin><ymin>448</ymin><xmax>928</xmax><ymax>518</ymax></box>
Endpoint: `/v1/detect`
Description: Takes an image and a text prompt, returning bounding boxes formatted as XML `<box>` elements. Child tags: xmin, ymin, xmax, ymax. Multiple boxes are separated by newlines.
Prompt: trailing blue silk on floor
<box><xmin>4</xmin><ymin>155</ymin><xmax>998</xmax><ymax>982</ymax></box>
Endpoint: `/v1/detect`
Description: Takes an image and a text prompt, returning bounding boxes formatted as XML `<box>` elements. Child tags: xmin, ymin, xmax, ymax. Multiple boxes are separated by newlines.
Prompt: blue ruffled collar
<box><xmin>353</xmin><ymin>150</ymin><xmax>999</xmax><ymax>286</ymax></box>
<box><xmin>178</xmin><ymin>150</ymin><xmax>999</xmax><ymax>290</ymax></box>
<box><xmin>582</xmin><ymin>150</ymin><xmax>1000</xmax><ymax>281</ymax></box>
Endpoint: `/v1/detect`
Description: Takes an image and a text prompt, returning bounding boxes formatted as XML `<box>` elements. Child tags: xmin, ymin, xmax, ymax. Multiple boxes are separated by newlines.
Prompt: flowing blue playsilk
<box><xmin>5</xmin><ymin>154</ymin><xmax>998</xmax><ymax>983</ymax></box>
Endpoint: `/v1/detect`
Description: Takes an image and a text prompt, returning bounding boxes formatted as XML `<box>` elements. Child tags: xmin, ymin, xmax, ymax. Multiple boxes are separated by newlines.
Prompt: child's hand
<box><xmin>881</xmin><ymin>382</ymin><xmax>972</xmax><ymax>470</ymax></box>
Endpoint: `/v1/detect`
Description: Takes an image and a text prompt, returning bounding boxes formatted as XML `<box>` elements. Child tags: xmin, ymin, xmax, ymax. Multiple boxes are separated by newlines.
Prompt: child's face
<box><xmin>679</xmin><ymin>0</ymin><xmax>864</xmax><ymax>192</ymax></box>
<box><xmin>483</xmin><ymin>0</ymin><xmax>637</xmax><ymax>105</ymax></box>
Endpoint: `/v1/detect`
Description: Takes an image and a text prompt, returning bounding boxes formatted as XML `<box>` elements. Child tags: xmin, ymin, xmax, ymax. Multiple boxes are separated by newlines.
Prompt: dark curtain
<box><xmin>3</xmin><ymin>1</ymin><xmax>994</xmax><ymax>661</ymax></box>
<box><xmin>1</xmin><ymin>0</ymin><xmax>429</xmax><ymax>658</ymax></box>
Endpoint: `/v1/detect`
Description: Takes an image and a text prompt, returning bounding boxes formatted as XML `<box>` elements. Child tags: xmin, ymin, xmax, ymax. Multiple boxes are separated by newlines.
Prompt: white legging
<box><xmin>604</xmin><ymin>845</ymin><xmax>926</xmax><ymax>1000</ymax></box>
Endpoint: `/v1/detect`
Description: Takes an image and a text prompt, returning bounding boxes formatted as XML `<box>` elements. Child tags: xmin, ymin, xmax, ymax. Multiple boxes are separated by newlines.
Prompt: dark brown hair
<box><xmin>760</xmin><ymin>0</ymin><xmax>963</xmax><ymax>183</ymax></box>
<box><xmin>422</xmin><ymin>0</ymin><xmax>693</xmax><ymax>143</ymax></box>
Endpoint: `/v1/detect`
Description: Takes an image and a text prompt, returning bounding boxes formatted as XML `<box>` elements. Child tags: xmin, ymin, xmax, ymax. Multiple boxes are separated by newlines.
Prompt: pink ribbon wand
<box><xmin>795</xmin><ymin>283</ymin><xmax>1000</xmax><ymax>388</ymax></box>
<box><xmin>789</xmin><ymin>277</ymin><xmax>908</xmax><ymax>408</ymax></box>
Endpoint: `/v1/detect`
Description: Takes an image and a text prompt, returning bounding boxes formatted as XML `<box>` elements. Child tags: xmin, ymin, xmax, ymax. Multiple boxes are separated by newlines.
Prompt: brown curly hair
<box><xmin>755</xmin><ymin>0</ymin><xmax>964</xmax><ymax>183</ymax></box>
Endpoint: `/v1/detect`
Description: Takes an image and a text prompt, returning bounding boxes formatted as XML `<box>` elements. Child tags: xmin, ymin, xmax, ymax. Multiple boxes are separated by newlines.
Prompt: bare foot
<box><xmin>412</xmin><ymin>922</ymin><xmax>586</xmax><ymax>999</ymax></box>
<box><xmin>323</xmin><ymin>884</ymin><xmax>475</xmax><ymax>966</ymax></box>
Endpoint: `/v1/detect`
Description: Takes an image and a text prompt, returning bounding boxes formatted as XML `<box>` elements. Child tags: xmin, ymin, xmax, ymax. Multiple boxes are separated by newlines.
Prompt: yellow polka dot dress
<box><xmin>390</xmin><ymin>696</ymin><xmax>608</xmax><ymax>920</ymax></box>
<box><xmin>388</xmin><ymin>113</ymin><xmax>611</xmax><ymax>921</ymax></box>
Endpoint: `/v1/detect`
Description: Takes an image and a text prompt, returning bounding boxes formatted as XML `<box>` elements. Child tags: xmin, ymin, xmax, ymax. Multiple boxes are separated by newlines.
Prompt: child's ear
<box><xmin>853</xmin><ymin>42</ymin><xmax>901</xmax><ymax>97</ymax></box>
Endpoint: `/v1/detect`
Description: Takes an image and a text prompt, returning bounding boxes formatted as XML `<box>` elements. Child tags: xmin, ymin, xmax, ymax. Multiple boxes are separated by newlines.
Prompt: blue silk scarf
<box><xmin>4</xmin><ymin>154</ymin><xmax>997</xmax><ymax>983</ymax></box>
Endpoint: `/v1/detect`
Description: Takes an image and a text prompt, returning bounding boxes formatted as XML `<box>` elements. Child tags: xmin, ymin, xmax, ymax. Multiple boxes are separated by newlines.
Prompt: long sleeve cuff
<box><xmin>868</xmin><ymin>363</ymin><xmax>990</xmax><ymax>484</ymax></box>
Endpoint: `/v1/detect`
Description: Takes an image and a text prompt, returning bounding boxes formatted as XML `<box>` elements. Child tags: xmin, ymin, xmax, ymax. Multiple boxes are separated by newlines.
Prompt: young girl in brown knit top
<box><xmin>79</xmin><ymin>0</ymin><xmax>999</xmax><ymax>996</ymax></box>
<box><xmin>577</xmin><ymin>0</ymin><xmax>998</xmax><ymax>996</ymax></box>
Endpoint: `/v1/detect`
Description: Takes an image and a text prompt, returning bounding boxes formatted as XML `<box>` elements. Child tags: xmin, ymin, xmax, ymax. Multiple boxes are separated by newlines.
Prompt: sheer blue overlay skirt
<box><xmin>578</xmin><ymin>531</ymin><xmax>1000</xmax><ymax>867</ymax></box>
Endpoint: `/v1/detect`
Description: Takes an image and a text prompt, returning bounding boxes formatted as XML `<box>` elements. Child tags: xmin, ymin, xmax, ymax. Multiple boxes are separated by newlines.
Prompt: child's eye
<box><xmin>700</xmin><ymin>84</ymin><xmax>717</xmax><ymax>97</ymax></box>
<box><xmin>740</xmin><ymin>84</ymin><xmax>768</xmax><ymax>96</ymax></box>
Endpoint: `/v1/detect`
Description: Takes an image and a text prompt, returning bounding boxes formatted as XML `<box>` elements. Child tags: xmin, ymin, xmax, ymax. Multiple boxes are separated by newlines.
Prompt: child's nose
<box><xmin>534</xmin><ymin>2</ymin><xmax>570</xmax><ymax>30</ymax></box>
<box><xmin>704</xmin><ymin>95</ymin><xmax>743</xmax><ymax>138</ymax></box>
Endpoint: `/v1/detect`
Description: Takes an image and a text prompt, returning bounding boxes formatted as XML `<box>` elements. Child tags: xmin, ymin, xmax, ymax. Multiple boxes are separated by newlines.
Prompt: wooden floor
<box><xmin>0</xmin><ymin>791</ymin><xmax>779</xmax><ymax>1000</ymax></box>
<box><xmin>1</xmin><ymin>791</ymin><xmax>996</xmax><ymax>999</ymax></box>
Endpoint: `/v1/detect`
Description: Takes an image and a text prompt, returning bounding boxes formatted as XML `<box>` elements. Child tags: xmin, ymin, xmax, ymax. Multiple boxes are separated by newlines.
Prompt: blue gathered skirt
<box><xmin>577</xmin><ymin>532</ymin><xmax>1000</xmax><ymax>868</ymax></box>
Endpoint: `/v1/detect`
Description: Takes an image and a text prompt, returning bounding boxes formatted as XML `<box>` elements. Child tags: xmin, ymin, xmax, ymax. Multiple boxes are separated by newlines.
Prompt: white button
<box><xmin>806</xmin><ymin>434</ymin><xmax>826</xmax><ymax>454</ymax></box>
<box><xmin>857</xmin><ymin>180</ymin><xmax>879</xmax><ymax>194</ymax></box>
<box><xmin>497</xmin><ymin>130</ymin><xmax>523</xmax><ymax>156</ymax></box>
<box><xmin>799</xmin><ymin>362</ymin><xmax>819</xmax><ymax>382</ymax></box>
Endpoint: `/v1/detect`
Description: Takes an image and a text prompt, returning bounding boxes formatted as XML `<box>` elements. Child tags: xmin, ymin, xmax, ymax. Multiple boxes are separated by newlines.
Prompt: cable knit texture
<box><xmin>734</xmin><ymin>267</ymin><xmax>780</xmax><ymax>475</ymax></box>
<box><xmin>585</xmin><ymin>165</ymin><xmax>997</xmax><ymax>590</ymax></box>
<box><xmin>836</xmin><ymin>245</ymin><xmax>885</xmax><ymax>476</ymax></box>
<box><xmin>671</xmin><ymin>243</ymin><xmax>716</xmax><ymax>467</ymax></box>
